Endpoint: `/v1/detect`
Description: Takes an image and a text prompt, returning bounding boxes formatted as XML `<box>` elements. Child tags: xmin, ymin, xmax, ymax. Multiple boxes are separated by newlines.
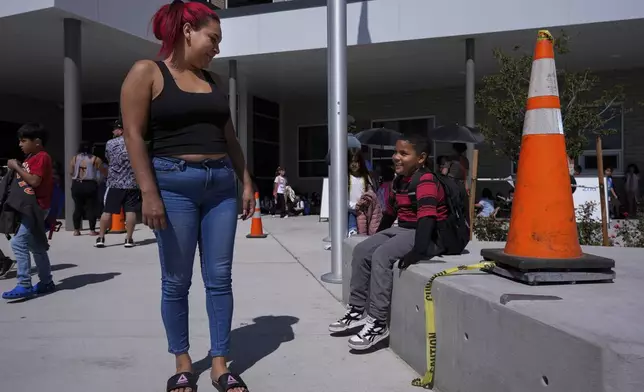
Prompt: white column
<box><xmin>64</xmin><ymin>18</ymin><xmax>82</xmax><ymax>231</ymax></box>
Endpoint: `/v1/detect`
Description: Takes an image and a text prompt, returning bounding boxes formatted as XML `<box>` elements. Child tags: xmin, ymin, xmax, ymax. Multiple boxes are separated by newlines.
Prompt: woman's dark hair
<box><xmin>348</xmin><ymin>149</ymin><xmax>372</xmax><ymax>192</ymax></box>
<box><xmin>152</xmin><ymin>0</ymin><xmax>221</xmax><ymax>58</ymax></box>
<box><xmin>627</xmin><ymin>163</ymin><xmax>640</xmax><ymax>174</ymax></box>
<box><xmin>275</xmin><ymin>166</ymin><xmax>284</xmax><ymax>176</ymax></box>
<box><xmin>17</xmin><ymin>122</ymin><xmax>48</xmax><ymax>145</ymax></box>
<box><xmin>453</xmin><ymin>142</ymin><xmax>467</xmax><ymax>154</ymax></box>
<box><xmin>482</xmin><ymin>188</ymin><xmax>493</xmax><ymax>199</ymax></box>
<box><xmin>78</xmin><ymin>141</ymin><xmax>92</xmax><ymax>154</ymax></box>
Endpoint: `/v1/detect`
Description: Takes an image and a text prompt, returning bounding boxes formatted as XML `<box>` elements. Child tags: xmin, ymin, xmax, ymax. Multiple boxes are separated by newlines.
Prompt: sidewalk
<box><xmin>0</xmin><ymin>216</ymin><xmax>420</xmax><ymax>392</ymax></box>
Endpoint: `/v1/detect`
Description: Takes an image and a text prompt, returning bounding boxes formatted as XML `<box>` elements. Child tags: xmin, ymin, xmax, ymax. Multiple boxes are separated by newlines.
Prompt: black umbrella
<box><xmin>428</xmin><ymin>124</ymin><xmax>485</xmax><ymax>144</ymax></box>
<box><xmin>355</xmin><ymin>127</ymin><xmax>402</xmax><ymax>147</ymax></box>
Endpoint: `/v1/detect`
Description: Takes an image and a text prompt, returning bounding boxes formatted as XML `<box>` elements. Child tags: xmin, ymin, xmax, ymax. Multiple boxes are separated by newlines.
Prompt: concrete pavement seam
<box><xmin>268</xmin><ymin>231</ymin><xmax>343</xmax><ymax>305</ymax></box>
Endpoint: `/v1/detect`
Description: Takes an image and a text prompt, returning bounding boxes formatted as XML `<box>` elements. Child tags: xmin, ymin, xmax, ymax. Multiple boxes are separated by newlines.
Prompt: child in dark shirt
<box><xmin>2</xmin><ymin>123</ymin><xmax>55</xmax><ymax>300</ymax></box>
<box><xmin>329</xmin><ymin>134</ymin><xmax>448</xmax><ymax>351</ymax></box>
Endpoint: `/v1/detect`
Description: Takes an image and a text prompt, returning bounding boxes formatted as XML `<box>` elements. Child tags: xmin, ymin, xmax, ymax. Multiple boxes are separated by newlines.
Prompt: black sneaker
<box><xmin>348</xmin><ymin>316</ymin><xmax>390</xmax><ymax>350</ymax></box>
<box><xmin>94</xmin><ymin>237</ymin><xmax>105</xmax><ymax>248</ymax></box>
<box><xmin>0</xmin><ymin>258</ymin><xmax>15</xmax><ymax>279</ymax></box>
<box><xmin>328</xmin><ymin>305</ymin><xmax>367</xmax><ymax>333</ymax></box>
<box><xmin>124</xmin><ymin>238</ymin><xmax>135</xmax><ymax>248</ymax></box>
<box><xmin>33</xmin><ymin>281</ymin><xmax>56</xmax><ymax>295</ymax></box>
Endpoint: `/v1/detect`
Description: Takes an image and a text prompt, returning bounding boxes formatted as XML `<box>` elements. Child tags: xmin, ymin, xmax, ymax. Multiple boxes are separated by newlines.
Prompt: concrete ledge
<box><xmin>342</xmin><ymin>238</ymin><xmax>644</xmax><ymax>392</ymax></box>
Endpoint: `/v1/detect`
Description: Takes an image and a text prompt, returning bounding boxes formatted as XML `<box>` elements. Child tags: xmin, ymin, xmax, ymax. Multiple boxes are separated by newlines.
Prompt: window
<box><xmin>370</xmin><ymin>116</ymin><xmax>436</xmax><ymax>173</ymax></box>
<box><xmin>252</xmin><ymin>96</ymin><xmax>280</xmax><ymax>194</ymax></box>
<box><xmin>0</xmin><ymin>121</ymin><xmax>23</xmax><ymax>165</ymax></box>
<box><xmin>298</xmin><ymin>124</ymin><xmax>328</xmax><ymax>178</ymax></box>
<box><xmin>579</xmin><ymin>105</ymin><xmax>624</xmax><ymax>174</ymax></box>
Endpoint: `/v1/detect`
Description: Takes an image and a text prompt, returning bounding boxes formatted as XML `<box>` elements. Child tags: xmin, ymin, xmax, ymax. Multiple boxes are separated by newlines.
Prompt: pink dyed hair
<box><xmin>152</xmin><ymin>1</ymin><xmax>220</xmax><ymax>58</ymax></box>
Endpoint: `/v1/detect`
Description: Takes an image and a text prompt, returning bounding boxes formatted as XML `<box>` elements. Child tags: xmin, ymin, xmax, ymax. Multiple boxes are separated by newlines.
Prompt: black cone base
<box><xmin>481</xmin><ymin>248</ymin><xmax>616</xmax><ymax>286</ymax></box>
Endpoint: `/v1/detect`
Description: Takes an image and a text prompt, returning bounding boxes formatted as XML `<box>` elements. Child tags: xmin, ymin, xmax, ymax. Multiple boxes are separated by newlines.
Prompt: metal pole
<box><xmin>323</xmin><ymin>6</ymin><xmax>334</xmax><ymax>244</ymax></box>
<box><xmin>64</xmin><ymin>18</ymin><xmax>82</xmax><ymax>231</ymax></box>
<box><xmin>465</xmin><ymin>38</ymin><xmax>475</xmax><ymax>185</ymax></box>
<box><xmin>229</xmin><ymin>60</ymin><xmax>238</xmax><ymax>131</ymax></box>
<box><xmin>229</xmin><ymin>60</ymin><xmax>241</xmax><ymax>206</ymax></box>
<box><xmin>321</xmin><ymin>0</ymin><xmax>347</xmax><ymax>284</ymax></box>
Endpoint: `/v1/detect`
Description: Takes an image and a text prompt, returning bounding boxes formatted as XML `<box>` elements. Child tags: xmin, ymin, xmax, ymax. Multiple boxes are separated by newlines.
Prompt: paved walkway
<box><xmin>0</xmin><ymin>215</ymin><xmax>419</xmax><ymax>391</ymax></box>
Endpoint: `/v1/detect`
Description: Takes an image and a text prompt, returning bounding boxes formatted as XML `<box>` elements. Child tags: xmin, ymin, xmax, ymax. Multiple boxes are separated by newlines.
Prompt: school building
<box><xmin>1</xmin><ymin>0</ymin><xmax>643</xmax><ymax>217</ymax></box>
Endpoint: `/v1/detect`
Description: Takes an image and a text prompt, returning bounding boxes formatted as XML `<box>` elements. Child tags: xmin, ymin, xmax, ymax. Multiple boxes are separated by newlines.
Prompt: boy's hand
<box><xmin>7</xmin><ymin>159</ymin><xmax>20</xmax><ymax>171</ymax></box>
<box><xmin>398</xmin><ymin>251</ymin><xmax>422</xmax><ymax>270</ymax></box>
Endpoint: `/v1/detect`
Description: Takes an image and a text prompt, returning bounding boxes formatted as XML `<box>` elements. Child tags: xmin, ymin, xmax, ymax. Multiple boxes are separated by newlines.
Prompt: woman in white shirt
<box><xmin>348</xmin><ymin>149</ymin><xmax>374</xmax><ymax>235</ymax></box>
<box><xmin>273</xmin><ymin>166</ymin><xmax>288</xmax><ymax>218</ymax></box>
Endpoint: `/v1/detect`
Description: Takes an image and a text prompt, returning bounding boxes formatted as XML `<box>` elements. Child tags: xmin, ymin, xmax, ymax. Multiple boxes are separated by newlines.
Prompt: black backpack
<box><xmin>392</xmin><ymin>168</ymin><xmax>470</xmax><ymax>255</ymax></box>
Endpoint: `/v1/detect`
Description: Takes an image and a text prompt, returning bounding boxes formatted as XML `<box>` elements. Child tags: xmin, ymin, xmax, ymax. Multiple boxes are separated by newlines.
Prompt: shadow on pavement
<box><xmin>194</xmin><ymin>315</ymin><xmax>300</xmax><ymax>377</ymax></box>
<box><xmin>56</xmin><ymin>272</ymin><xmax>121</xmax><ymax>291</ymax></box>
<box><xmin>6</xmin><ymin>272</ymin><xmax>121</xmax><ymax>304</ymax></box>
<box><xmin>1</xmin><ymin>263</ymin><xmax>78</xmax><ymax>280</ymax></box>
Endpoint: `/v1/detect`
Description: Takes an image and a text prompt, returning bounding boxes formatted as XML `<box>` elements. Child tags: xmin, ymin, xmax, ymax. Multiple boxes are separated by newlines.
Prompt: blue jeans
<box><xmin>13</xmin><ymin>210</ymin><xmax>52</xmax><ymax>288</ymax></box>
<box><xmin>152</xmin><ymin>157</ymin><xmax>238</xmax><ymax>357</ymax></box>
<box><xmin>348</xmin><ymin>211</ymin><xmax>358</xmax><ymax>232</ymax></box>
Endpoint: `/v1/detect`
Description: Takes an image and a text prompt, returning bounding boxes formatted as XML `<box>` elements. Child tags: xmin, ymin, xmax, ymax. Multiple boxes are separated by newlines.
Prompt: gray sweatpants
<box><xmin>349</xmin><ymin>226</ymin><xmax>415</xmax><ymax>321</ymax></box>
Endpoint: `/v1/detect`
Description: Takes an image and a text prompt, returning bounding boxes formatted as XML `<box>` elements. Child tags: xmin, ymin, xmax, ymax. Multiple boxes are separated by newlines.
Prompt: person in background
<box><xmin>95</xmin><ymin>120</ymin><xmax>141</xmax><ymax>248</ymax></box>
<box><xmin>119</xmin><ymin>2</ymin><xmax>253</xmax><ymax>391</ymax></box>
<box><xmin>69</xmin><ymin>141</ymin><xmax>105</xmax><ymax>236</ymax></box>
<box><xmin>475</xmin><ymin>188</ymin><xmax>495</xmax><ymax>218</ymax></box>
<box><xmin>273</xmin><ymin>166</ymin><xmax>288</xmax><ymax>218</ymax></box>
<box><xmin>348</xmin><ymin>149</ymin><xmax>374</xmax><ymax>236</ymax></box>
<box><xmin>574</xmin><ymin>165</ymin><xmax>582</xmax><ymax>176</ymax></box>
<box><xmin>2</xmin><ymin>123</ymin><xmax>55</xmax><ymax>300</ymax></box>
<box><xmin>45</xmin><ymin>161</ymin><xmax>64</xmax><ymax>234</ymax></box>
<box><xmin>376</xmin><ymin>165</ymin><xmax>395</xmax><ymax>211</ymax></box>
<box><xmin>604</xmin><ymin>167</ymin><xmax>620</xmax><ymax>219</ymax></box>
<box><xmin>625</xmin><ymin>163</ymin><xmax>640</xmax><ymax>217</ymax></box>
<box><xmin>449</xmin><ymin>143</ymin><xmax>470</xmax><ymax>192</ymax></box>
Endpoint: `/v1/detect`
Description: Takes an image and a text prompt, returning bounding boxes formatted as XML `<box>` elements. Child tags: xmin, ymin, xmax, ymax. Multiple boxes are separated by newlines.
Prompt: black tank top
<box><xmin>148</xmin><ymin>61</ymin><xmax>229</xmax><ymax>157</ymax></box>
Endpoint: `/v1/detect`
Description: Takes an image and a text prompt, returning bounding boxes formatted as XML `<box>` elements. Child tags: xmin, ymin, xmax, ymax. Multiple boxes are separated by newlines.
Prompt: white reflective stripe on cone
<box><xmin>522</xmin><ymin>108</ymin><xmax>564</xmax><ymax>135</ymax></box>
<box><xmin>528</xmin><ymin>58</ymin><xmax>559</xmax><ymax>98</ymax></box>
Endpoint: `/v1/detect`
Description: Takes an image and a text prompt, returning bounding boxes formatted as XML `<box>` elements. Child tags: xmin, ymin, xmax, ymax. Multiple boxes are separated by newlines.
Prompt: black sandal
<box><xmin>212</xmin><ymin>373</ymin><xmax>248</xmax><ymax>392</ymax></box>
<box><xmin>167</xmin><ymin>372</ymin><xmax>199</xmax><ymax>392</ymax></box>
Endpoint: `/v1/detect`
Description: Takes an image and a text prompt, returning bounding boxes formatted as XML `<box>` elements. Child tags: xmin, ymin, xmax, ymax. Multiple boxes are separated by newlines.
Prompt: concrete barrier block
<box><xmin>390</xmin><ymin>242</ymin><xmax>644</xmax><ymax>392</ymax></box>
<box><xmin>342</xmin><ymin>235</ymin><xmax>368</xmax><ymax>305</ymax></box>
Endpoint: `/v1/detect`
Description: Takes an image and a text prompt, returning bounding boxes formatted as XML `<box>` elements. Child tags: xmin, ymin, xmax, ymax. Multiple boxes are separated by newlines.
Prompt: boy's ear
<box><xmin>419</xmin><ymin>152</ymin><xmax>428</xmax><ymax>166</ymax></box>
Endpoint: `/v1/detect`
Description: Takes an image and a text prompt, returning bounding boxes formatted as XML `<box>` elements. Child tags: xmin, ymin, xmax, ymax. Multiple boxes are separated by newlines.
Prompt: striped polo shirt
<box><xmin>386</xmin><ymin>171</ymin><xmax>448</xmax><ymax>228</ymax></box>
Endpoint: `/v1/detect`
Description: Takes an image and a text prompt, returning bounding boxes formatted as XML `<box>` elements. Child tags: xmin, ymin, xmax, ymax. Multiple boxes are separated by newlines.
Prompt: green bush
<box><xmin>473</xmin><ymin>201</ymin><xmax>618</xmax><ymax>247</ymax></box>
<box><xmin>575</xmin><ymin>201</ymin><xmax>604</xmax><ymax>246</ymax></box>
<box><xmin>473</xmin><ymin>216</ymin><xmax>509</xmax><ymax>242</ymax></box>
<box><xmin>613</xmin><ymin>212</ymin><xmax>644</xmax><ymax>247</ymax></box>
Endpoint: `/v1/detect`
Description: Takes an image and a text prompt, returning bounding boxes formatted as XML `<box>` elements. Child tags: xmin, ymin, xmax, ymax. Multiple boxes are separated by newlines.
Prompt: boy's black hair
<box><xmin>400</xmin><ymin>133</ymin><xmax>430</xmax><ymax>161</ymax></box>
<box><xmin>482</xmin><ymin>188</ymin><xmax>493</xmax><ymax>199</ymax></box>
<box><xmin>17</xmin><ymin>122</ymin><xmax>48</xmax><ymax>146</ymax></box>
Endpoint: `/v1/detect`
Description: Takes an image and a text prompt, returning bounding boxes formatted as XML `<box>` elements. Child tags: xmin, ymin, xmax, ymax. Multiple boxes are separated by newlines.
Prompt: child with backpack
<box><xmin>328</xmin><ymin>134</ymin><xmax>470</xmax><ymax>351</ymax></box>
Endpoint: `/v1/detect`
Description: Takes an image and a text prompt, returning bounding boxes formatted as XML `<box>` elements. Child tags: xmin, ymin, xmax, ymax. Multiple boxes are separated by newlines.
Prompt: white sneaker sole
<box><xmin>348</xmin><ymin>328</ymin><xmax>390</xmax><ymax>351</ymax></box>
<box><xmin>328</xmin><ymin>317</ymin><xmax>367</xmax><ymax>333</ymax></box>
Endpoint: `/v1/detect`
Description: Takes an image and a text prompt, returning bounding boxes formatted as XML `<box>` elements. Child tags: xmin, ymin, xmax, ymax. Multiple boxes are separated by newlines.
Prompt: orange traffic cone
<box><xmin>110</xmin><ymin>208</ymin><xmax>126</xmax><ymax>234</ymax></box>
<box><xmin>481</xmin><ymin>30</ymin><xmax>615</xmax><ymax>285</ymax></box>
<box><xmin>246</xmin><ymin>192</ymin><xmax>268</xmax><ymax>239</ymax></box>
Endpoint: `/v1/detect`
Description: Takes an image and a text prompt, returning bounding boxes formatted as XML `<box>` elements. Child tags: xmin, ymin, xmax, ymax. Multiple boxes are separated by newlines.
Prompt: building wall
<box><xmin>281</xmin><ymin>68</ymin><xmax>644</xmax><ymax>198</ymax></box>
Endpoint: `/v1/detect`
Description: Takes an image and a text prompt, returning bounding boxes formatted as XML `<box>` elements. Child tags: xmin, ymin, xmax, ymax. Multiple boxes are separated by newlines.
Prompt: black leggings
<box><xmin>276</xmin><ymin>193</ymin><xmax>287</xmax><ymax>218</ymax></box>
<box><xmin>71</xmin><ymin>180</ymin><xmax>99</xmax><ymax>231</ymax></box>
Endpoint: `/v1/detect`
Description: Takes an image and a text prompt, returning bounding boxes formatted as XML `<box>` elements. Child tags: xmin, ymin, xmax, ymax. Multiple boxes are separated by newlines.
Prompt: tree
<box><xmin>476</xmin><ymin>32</ymin><xmax>626</xmax><ymax>163</ymax></box>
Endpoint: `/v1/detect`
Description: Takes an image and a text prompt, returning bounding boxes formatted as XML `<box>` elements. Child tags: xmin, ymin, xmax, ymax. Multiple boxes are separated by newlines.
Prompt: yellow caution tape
<box><xmin>411</xmin><ymin>262</ymin><xmax>495</xmax><ymax>389</ymax></box>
